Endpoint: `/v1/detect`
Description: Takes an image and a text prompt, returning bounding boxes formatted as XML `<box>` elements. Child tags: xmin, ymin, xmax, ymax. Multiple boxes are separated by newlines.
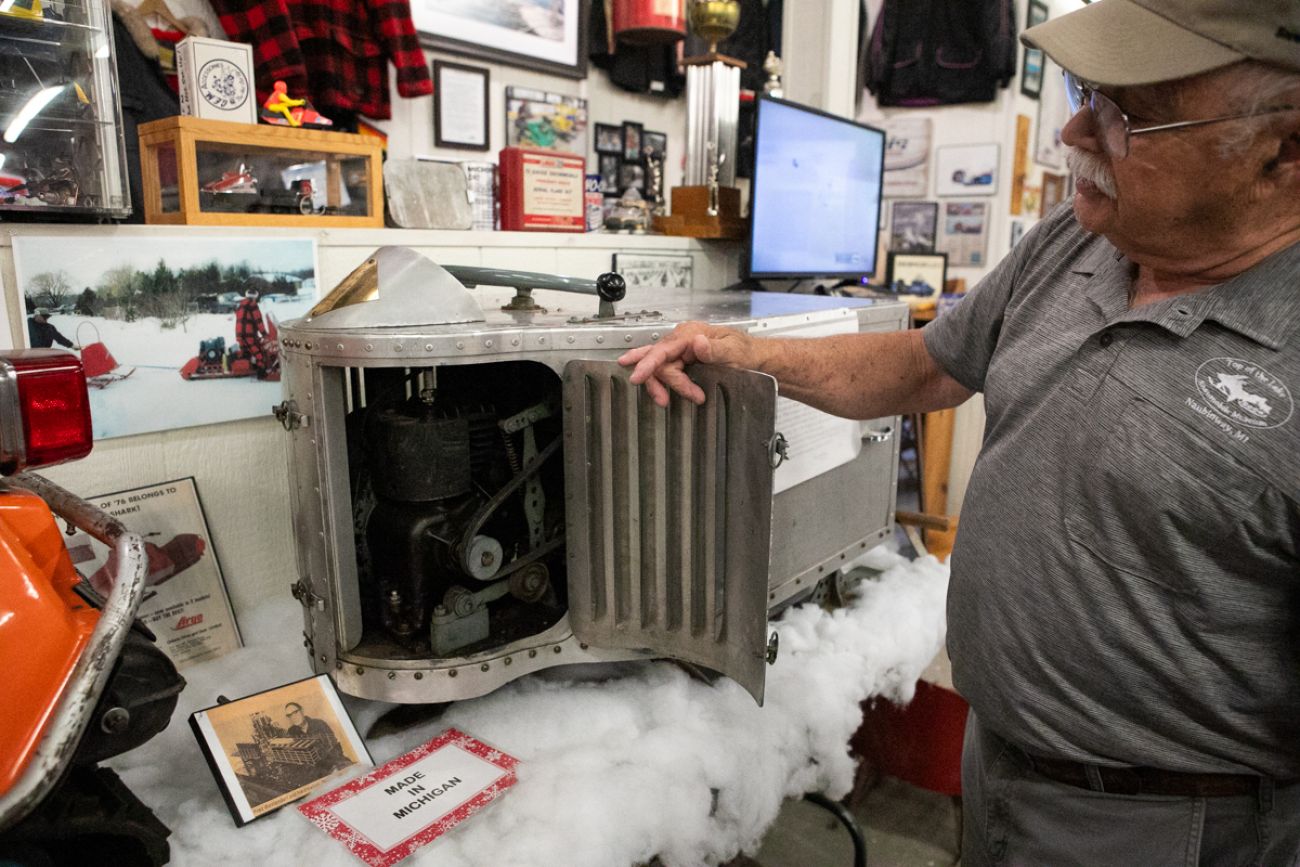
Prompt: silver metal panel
<box><xmin>562</xmin><ymin>361</ymin><xmax>778</xmax><ymax>704</ymax></box>
<box><xmin>302</xmin><ymin>246</ymin><xmax>485</xmax><ymax>330</ymax></box>
<box><xmin>383</xmin><ymin>160</ymin><xmax>473</xmax><ymax>230</ymax></box>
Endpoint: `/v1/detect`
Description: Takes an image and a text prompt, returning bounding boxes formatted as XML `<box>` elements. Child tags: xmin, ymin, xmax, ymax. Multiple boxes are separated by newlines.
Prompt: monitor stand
<box><xmin>721</xmin><ymin>277</ymin><xmax>768</xmax><ymax>293</ymax></box>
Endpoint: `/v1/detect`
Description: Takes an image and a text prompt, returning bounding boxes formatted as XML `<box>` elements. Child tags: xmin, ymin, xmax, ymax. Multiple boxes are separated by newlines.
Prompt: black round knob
<box><xmin>597</xmin><ymin>272</ymin><xmax>626</xmax><ymax>303</ymax></box>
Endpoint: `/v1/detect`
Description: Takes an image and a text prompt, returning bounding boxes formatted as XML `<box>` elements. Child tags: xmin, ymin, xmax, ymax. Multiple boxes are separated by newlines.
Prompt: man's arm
<box><xmin>50</xmin><ymin>325</ymin><xmax>75</xmax><ymax>349</ymax></box>
<box><xmin>618</xmin><ymin>322</ymin><xmax>972</xmax><ymax>418</ymax></box>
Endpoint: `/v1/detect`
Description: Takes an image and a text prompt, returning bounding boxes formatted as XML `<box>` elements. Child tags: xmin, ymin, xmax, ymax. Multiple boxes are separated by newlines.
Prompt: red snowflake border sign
<box><xmin>299</xmin><ymin>727</ymin><xmax>519</xmax><ymax>866</ymax></box>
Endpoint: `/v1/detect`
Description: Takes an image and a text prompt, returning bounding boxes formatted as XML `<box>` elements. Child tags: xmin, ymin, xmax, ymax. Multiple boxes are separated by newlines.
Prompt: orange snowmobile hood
<box><xmin>0</xmin><ymin>489</ymin><xmax>99</xmax><ymax>796</ymax></box>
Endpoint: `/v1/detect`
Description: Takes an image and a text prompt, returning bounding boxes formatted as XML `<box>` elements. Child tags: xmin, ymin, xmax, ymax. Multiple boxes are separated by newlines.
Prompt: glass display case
<box><xmin>0</xmin><ymin>0</ymin><xmax>130</xmax><ymax>217</ymax></box>
<box><xmin>139</xmin><ymin>116</ymin><xmax>384</xmax><ymax>227</ymax></box>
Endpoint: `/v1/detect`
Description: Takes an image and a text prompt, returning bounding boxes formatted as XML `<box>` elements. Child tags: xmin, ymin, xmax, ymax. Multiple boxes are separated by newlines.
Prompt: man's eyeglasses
<box><xmin>1063</xmin><ymin>70</ymin><xmax>1299</xmax><ymax>160</ymax></box>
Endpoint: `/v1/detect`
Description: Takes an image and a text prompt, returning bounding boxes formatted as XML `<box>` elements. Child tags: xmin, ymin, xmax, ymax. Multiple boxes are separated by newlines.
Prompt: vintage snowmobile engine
<box><xmin>279</xmin><ymin>247</ymin><xmax>907</xmax><ymax>708</ymax></box>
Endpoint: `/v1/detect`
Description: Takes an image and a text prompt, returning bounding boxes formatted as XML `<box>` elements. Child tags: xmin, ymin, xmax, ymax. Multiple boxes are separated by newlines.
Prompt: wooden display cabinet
<box><xmin>138</xmin><ymin>116</ymin><xmax>383</xmax><ymax>227</ymax></box>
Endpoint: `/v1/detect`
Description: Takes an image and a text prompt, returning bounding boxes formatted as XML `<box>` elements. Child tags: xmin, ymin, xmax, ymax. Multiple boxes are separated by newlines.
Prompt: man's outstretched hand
<box><xmin>617</xmin><ymin>322</ymin><xmax>754</xmax><ymax>407</ymax></box>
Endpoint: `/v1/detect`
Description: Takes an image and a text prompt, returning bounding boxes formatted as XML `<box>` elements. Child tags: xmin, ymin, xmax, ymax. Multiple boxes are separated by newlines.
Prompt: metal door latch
<box><xmin>767</xmin><ymin>432</ymin><xmax>789</xmax><ymax>468</ymax></box>
<box><xmin>864</xmin><ymin>425</ymin><xmax>893</xmax><ymax>444</ymax></box>
<box><xmin>765</xmin><ymin>631</ymin><xmax>780</xmax><ymax>665</ymax></box>
<box><xmin>273</xmin><ymin>400</ymin><xmax>309</xmax><ymax>431</ymax></box>
<box><xmin>290</xmin><ymin>578</ymin><xmax>324</xmax><ymax>610</ymax></box>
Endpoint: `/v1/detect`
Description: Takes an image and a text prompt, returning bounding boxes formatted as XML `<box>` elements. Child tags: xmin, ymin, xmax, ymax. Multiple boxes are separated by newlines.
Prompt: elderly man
<box><xmin>619</xmin><ymin>0</ymin><xmax>1299</xmax><ymax>861</ymax></box>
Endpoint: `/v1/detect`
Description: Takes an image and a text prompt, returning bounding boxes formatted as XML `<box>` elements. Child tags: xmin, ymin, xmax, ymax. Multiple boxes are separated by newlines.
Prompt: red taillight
<box><xmin>0</xmin><ymin>350</ymin><xmax>92</xmax><ymax>474</ymax></box>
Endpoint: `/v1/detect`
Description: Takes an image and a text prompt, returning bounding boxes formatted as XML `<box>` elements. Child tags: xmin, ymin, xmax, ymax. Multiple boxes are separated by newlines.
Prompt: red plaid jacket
<box><xmin>235</xmin><ymin>297</ymin><xmax>266</xmax><ymax>347</ymax></box>
<box><xmin>212</xmin><ymin>0</ymin><xmax>432</xmax><ymax>120</ymax></box>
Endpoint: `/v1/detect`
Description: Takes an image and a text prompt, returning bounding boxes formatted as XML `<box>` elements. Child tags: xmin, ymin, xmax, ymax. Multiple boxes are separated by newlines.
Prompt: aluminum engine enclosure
<box><xmin>280</xmin><ymin>248</ymin><xmax>907</xmax><ymax>706</ymax></box>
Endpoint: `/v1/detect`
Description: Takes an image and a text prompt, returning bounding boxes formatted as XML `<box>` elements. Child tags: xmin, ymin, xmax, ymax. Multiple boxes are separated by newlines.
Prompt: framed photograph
<box><xmin>619</xmin><ymin>161</ymin><xmax>645</xmax><ymax>192</ymax></box>
<box><xmin>594</xmin><ymin>123</ymin><xmax>623</xmax><ymax>154</ymax></box>
<box><xmin>1020</xmin><ymin>0</ymin><xmax>1049</xmax><ymax>99</ymax></box>
<box><xmin>15</xmin><ymin>235</ymin><xmax>319</xmax><ymax>440</ymax></box>
<box><xmin>190</xmin><ymin>674</ymin><xmax>371</xmax><ymax>826</ymax></box>
<box><xmin>505</xmin><ymin>86</ymin><xmax>588</xmax><ymax>156</ymax></box>
<box><xmin>643</xmin><ymin>130</ymin><xmax>667</xmax><ymax>160</ymax></box>
<box><xmin>433</xmin><ymin>61</ymin><xmax>489</xmax><ymax>150</ymax></box>
<box><xmin>613</xmin><ymin>252</ymin><xmax>694</xmax><ymax>289</ymax></box>
<box><xmin>1035</xmin><ymin>59</ymin><xmax>1069</xmax><ymax>169</ymax></box>
<box><xmin>886</xmin><ymin>252</ymin><xmax>948</xmax><ymax>296</ymax></box>
<box><xmin>1041</xmin><ymin>171</ymin><xmax>1068</xmax><ymax>216</ymax></box>
<box><xmin>937</xmin><ymin>201</ymin><xmax>990</xmax><ymax>268</ymax></box>
<box><xmin>889</xmin><ymin>201</ymin><xmax>939</xmax><ymax>253</ymax></box>
<box><xmin>412</xmin><ymin>0</ymin><xmax>588</xmax><ymax>79</ymax></box>
<box><xmin>598</xmin><ymin>153</ymin><xmax>621</xmax><ymax>194</ymax></box>
<box><xmin>935</xmin><ymin>143</ymin><xmax>1000</xmax><ymax>197</ymax></box>
<box><xmin>622</xmin><ymin>121</ymin><xmax>644</xmax><ymax>164</ymax></box>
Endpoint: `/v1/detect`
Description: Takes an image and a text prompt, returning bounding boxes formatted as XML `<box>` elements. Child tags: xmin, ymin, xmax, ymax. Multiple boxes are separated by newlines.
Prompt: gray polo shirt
<box><xmin>924</xmin><ymin>204</ymin><xmax>1300</xmax><ymax>777</ymax></box>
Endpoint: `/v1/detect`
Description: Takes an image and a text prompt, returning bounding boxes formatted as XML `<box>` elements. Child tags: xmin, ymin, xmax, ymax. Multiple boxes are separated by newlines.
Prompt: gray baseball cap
<box><xmin>1023</xmin><ymin>0</ymin><xmax>1300</xmax><ymax>86</ymax></box>
<box><xmin>34</xmin><ymin>307</ymin><xmax>51</xmax><ymax>317</ymax></box>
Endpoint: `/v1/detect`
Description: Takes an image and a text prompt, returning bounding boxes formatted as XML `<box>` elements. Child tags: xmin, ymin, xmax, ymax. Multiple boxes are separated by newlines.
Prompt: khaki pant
<box><xmin>961</xmin><ymin>711</ymin><xmax>1300</xmax><ymax>866</ymax></box>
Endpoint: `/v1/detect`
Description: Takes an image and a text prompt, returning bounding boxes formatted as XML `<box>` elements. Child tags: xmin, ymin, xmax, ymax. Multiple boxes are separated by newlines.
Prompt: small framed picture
<box><xmin>889</xmin><ymin>201</ymin><xmax>939</xmax><ymax>253</ymax></box>
<box><xmin>1040</xmin><ymin>171</ymin><xmax>1068</xmax><ymax>216</ymax></box>
<box><xmin>935</xmin><ymin>143</ymin><xmax>1000</xmax><ymax>196</ymax></box>
<box><xmin>433</xmin><ymin>60</ymin><xmax>490</xmax><ymax>150</ymax></box>
<box><xmin>886</xmin><ymin>251</ymin><xmax>948</xmax><ymax>296</ymax></box>
<box><xmin>643</xmin><ymin>130</ymin><xmax>667</xmax><ymax>160</ymax></box>
<box><xmin>190</xmin><ymin>674</ymin><xmax>372</xmax><ymax>826</ymax></box>
<box><xmin>622</xmin><ymin>121</ymin><xmax>644</xmax><ymax>164</ymax></box>
<box><xmin>1020</xmin><ymin>0</ymin><xmax>1049</xmax><ymax>99</ymax></box>
<box><xmin>598</xmin><ymin>153</ymin><xmax>621</xmax><ymax>194</ymax></box>
<box><xmin>594</xmin><ymin>123</ymin><xmax>623</xmax><ymax>154</ymax></box>
<box><xmin>619</xmin><ymin>161</ymin><xmax>645</xmax><ymax>192</ymax></box>
<box><xmin>613</xmin><ymin>252</ymin><xmax>694</xmax><ymax>289</ymax></box>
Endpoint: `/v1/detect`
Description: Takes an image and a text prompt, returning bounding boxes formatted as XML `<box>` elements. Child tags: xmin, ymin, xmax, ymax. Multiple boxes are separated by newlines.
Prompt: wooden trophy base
<box><xmin>653</xmin><ymin>185</ymin><xmax>747</xmax><ymax>240</ymax></box>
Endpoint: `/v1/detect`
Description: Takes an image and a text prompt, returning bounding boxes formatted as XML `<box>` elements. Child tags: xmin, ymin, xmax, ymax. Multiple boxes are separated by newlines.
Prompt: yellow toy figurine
<box><xmin>260</xmin><ymin>80</ymin><xmax>333</xmax><ymax>128</ymax></box>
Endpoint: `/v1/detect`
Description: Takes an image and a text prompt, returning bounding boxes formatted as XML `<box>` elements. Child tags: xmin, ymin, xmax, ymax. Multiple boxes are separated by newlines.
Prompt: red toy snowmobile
<box><xmin>179</xmin><ymin>316</ymin><xmax>280</xmax><ymax>382</ymax></box>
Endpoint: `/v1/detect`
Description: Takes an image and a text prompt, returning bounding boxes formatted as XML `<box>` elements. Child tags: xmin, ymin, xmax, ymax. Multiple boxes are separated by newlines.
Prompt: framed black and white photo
<box><xmin>889</xmin><ymin>201</ymin><xmax>939</xmax><ymax>253</ymax></box>
<box><xmin>598</xmin><ymin>153</ymin><xmax>621</xmax><ymax>194</ymax></box>
<box><xmin>935</xmin><ymin>143</ymin><xmax>1000</xmax><ymax>196</ymax></box>
<box><xmin>433</xmin><ymin>60</ymin><xmax>489</xmax><ymax>150</ymax></box>
<box><xmin>1020</xmin><ymin>0</ymin><xmax>1049</xmax><ymax>99</ymax></box>
<box><xmin>622</xmin><ymin>121</ymin><xmax>644</xmax><ymax>164</ymax></box>
<box><xmin>412</xmin><ymin>0</ymin><xmax>588</xmax><ymax>79</ymax></box>
<box><xmin>190</xmin><ymin>674</ymin><xmax>371</xmax><ymax>826</ymax></box>
<box><xmin>643</xmin><ymin>130</ymin><xmax>667</xmax><ymax>160</ymax></box>
<box><xmin>886</xmin><ymin>252</ymin><xmax>948</xmax><ymax>296</ymax></box>
<box><xmin>594</xmin><ymin>123</ymin><xmax>623</xmax><ymax>154</ymax></box>
<box><xmin>1035</xmin><ymin>60</ymin><xmax>1069</xmax><ymax>169</ymax></box>
<box><xmin>613</xmin><ymin>252</ymin><xmax>694</xmax><ymax>289</ymax></box>
<box><xmin>619</xmin><ymin>161</ymin><xmax>645</xmax><ymax>192</ymax></box>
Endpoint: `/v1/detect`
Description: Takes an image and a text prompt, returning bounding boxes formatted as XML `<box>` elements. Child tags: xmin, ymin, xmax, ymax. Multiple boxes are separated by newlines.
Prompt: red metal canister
<box><xmin>611</xmin><ymin>0</ymin><xmax>686</xmax><ymax>45</ymax></box>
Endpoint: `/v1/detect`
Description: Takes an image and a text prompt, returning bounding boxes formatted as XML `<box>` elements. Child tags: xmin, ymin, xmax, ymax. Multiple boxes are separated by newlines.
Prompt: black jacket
<box><xmin>28</xmin><ymin>318</ymin><xmax>73</xmax><ymax>349</ymax></box>
<box><xmin>865</xmin><ymin>0</ymin><xmax>1017</xmax><ymax>106</ymax></box>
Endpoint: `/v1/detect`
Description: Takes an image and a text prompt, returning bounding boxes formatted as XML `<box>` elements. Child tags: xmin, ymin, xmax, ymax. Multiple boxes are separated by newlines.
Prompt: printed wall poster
<box><xmin>505</xmin><ymin>86</ymin><xmax>588</xmax><ymax>157</ymax></box>
<box><xmin>191</xmin><ymin>674</ymin><xmax>371</xmax><ymax>826</ymax></box>
<box><xmin>64</xmin><ymin>477</ymin><xmax>241</xmax><ymax>669</ymax></box>
<box><xmin>14</xmin><ymin>235</ymin><xmax>319</xmax><ymax>440</ymax></box>
<box><xmin>412</xmin><ymin>0</ymin><xmax>586</xmax><ymax>78</ymax></box>
<box><xmin>938</xmin><ymin>201</ymin><xmax>990</xmax><ymax>268</ymax></box>
<box><xmin>881</xmin><ymin>117</ymin><xmax>932</xmax><ymax>199</ymax></box>
<box><xmin>935</xmin><ymin>144</ymin><xmax>1000</xmax><ymax>197</ymax></box>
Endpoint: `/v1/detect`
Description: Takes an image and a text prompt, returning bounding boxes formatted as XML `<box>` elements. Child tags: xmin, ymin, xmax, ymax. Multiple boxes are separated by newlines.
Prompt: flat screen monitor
<box><xmin>747</xmin><ymin>97</ymin><xmax>885</xmax><ymax>281</ymax></box>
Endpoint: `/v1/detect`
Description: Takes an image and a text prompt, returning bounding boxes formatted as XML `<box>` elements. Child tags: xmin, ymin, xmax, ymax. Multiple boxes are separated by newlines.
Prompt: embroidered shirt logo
<box><xmin>198</xmin><ymin>60</ymin><xmax>249</xmax><ymax>111</ymax></box>
<box><xmin>1194</xmin><ymin>357</ymin><xmax>1292</xmax><ymax>430</ymax></box>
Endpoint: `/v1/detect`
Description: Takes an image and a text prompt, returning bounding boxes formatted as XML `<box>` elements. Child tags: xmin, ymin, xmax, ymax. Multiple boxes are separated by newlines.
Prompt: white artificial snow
<box><xmin>110</xmin><ymin>546</ymin><xmax>948</xmax><ymax>866</ymax></box>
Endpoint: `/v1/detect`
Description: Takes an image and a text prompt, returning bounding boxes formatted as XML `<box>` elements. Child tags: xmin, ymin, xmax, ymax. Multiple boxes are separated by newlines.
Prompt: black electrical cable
<box><xmin>802</xmin><ymin>792</ymin><xmax>868</xmax><ymax>867</ymax></box>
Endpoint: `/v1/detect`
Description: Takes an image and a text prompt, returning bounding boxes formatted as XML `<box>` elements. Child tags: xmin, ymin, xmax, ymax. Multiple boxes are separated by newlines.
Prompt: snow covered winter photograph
<box><xmin>15</xmin><ymin>235</ymin><xmax>318</xmax><ymax>439</ymax></box>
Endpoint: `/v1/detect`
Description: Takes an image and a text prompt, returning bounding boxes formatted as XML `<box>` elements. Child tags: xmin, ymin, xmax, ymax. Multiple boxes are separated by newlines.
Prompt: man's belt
<box><xmin>1022</xmin><ymin>752</ymin><xmax>1293</xmax><ymax>798</ymax></box>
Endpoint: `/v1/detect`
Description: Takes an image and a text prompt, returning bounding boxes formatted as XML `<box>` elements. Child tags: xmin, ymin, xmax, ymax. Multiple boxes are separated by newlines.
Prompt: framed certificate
<box><xmin>434</xmin><ymin>61</ymin><xmax>490</xmax><ymax>150</ymax></box>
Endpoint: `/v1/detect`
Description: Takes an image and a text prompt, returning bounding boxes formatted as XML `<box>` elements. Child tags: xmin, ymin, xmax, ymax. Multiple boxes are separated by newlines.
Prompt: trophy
<box><xmin>653</xmin><ymin>0</ymin><xmax>746</xmax><ymax>239</ymax></box>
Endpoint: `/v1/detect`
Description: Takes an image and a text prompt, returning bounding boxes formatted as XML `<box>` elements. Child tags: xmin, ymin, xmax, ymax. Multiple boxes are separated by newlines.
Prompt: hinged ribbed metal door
<box><xmin>562</xmin><ymin>361</ymin><xmax>778</xmax><ymax>704</ymax></box>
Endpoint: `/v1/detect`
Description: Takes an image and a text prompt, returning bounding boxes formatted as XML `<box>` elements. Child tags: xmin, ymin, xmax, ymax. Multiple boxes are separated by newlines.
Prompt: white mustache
<box><xmin>1066</xmin><ymin>147</ymin><xmax>1117</xmax><ymax>199</ymax></box>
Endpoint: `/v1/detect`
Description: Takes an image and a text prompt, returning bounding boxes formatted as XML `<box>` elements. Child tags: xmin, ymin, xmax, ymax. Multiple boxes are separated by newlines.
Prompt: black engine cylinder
<box><xmin>365</xmin><ymin>402</ymin><xmax>471</xmax><ymax>502</ymax></box>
